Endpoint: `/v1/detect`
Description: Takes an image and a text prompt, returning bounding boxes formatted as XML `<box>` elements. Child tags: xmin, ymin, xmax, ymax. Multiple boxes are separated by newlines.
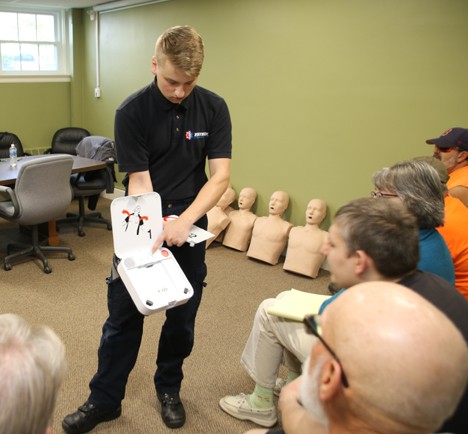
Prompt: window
<box><xmin>0</xmin><ymin>7</ymin><xmax>68</xmax><ymax>77</ymax></box>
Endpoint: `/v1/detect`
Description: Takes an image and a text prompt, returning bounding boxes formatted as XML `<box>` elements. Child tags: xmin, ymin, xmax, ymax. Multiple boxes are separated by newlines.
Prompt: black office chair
<box><xmin>0</xmin><ymin>155</ymin><xmax>75</xmax><ymax>273</ymax></box>
<box><xmin>57</xmin><ymin>136</ymin><xmax>116</xmax><ymax>237</ymax></box>
<box><xmin>0</xmin><ymin>132</ymin><xmax>29</xmax><ymax>158</ymax></box>
<box><xmin>44</xmin><ymin>127</ymin><xmax>91</xmax><ymax>155</ymax></box>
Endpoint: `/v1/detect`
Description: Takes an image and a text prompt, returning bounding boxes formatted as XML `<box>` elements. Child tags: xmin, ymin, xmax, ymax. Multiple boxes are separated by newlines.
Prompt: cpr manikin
<box><xmin>283</xmin><ymin>199</ymin><xmax>328</xmax><ymax>278</ymax></box>
<box><xmin>206</xmin><ymin>186</ymin><xmax>236</xmax><ymax>248</ymax></box>
<box><xmin>222</xmin><ymin>188</ymin><xmax>258</xmax><ymax>252</ymax></box>
<box><xmin>247</xmin><ymin>191</ymin><xmax>293</xmax><ymax>265</ymax></box>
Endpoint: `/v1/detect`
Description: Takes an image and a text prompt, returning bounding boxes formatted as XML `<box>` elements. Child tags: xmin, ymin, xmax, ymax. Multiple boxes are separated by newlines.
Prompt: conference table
<box><xmin>0</xmin><ymin>154</ymin><xmax>106</xmax><ymax>245</ymax></box>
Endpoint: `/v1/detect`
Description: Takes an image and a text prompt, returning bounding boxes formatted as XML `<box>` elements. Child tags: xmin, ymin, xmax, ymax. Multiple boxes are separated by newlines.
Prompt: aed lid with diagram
<box><xmin>111</xmin><ymin>192</ymin><xmax>163</xmax><ymax>258</ymax></box>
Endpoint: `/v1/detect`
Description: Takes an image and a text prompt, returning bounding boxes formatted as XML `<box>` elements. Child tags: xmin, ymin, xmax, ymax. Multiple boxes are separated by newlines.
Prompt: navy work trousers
<box><xmin>88</xmin><ymin>197</ymin><xmax>207</xmax><ymax>410</ymax></box>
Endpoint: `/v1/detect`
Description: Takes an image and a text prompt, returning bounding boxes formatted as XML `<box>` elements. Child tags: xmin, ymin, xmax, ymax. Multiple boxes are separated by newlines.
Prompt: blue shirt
<box><xmin>418</xmin><ymin>228</ymin><xmax>455</xmax><ymax>285</ymax></box>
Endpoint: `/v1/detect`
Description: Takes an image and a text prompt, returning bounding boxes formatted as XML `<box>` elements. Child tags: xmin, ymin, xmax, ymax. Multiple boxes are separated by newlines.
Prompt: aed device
<box><xmin>110</xmin><ymin>192</ymin><xmax>193</xmax><ymax>316</ymax></box>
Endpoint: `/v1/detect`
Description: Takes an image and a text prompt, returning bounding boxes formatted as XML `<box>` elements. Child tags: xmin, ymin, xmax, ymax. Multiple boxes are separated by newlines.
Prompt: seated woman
<box><xmin>372</xmin><ymin>159</ymin><xmax>455</xmax><ymax>285</ymax></box>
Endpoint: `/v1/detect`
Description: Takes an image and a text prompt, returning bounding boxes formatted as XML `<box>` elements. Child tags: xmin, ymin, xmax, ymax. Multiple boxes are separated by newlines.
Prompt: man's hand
<box><xmin>152</xmin><ymin>215</ymin><xmax>192</xmax><ymax>251</ymax></box>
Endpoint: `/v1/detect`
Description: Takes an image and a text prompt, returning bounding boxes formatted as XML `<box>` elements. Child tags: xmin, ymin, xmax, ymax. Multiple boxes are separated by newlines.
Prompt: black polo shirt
<box><xmin>115</xmin><ymin>78</ymin><xmax>232</xmax><ymax>201</ymax></box>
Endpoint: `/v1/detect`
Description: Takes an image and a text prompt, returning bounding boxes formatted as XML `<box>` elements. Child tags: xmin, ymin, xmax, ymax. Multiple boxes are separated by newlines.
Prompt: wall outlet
<box><xmin>95</xmin><ymin>87</ymin><xmax>101</xmax><ymax>98</ymax></box>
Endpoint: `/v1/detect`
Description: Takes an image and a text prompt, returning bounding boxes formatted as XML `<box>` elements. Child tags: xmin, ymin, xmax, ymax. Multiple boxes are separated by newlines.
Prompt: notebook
<box><xmin>267</xmin><ymin>289</ymin><xmax>331</xmax><ymax>322</ymax></box>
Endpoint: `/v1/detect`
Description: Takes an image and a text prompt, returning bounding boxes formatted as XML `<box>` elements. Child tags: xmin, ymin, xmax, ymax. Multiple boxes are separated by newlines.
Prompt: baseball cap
<box><xmin>426</xmin><ymin>128</ymin><xmax>468</xmax><ymax>152</ymax></box>
<box><xmin>413</xmin><ymin>156</ymin><xmax>449</xmax><ymax>184</ymax></box>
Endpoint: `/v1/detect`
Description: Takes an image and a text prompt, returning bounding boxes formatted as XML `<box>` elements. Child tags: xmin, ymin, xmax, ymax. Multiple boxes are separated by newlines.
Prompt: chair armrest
<box><xmin>0</xmin><ymin>185</ymin><xmax>20</xmax><ymax>218</ymax></box>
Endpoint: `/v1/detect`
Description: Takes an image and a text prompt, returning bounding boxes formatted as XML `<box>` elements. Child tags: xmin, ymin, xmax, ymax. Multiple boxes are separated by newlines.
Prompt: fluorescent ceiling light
<box><xmin>93</xmin><ymin>0</ymin><xmax>170</xmax><ymax>13</ymax></box>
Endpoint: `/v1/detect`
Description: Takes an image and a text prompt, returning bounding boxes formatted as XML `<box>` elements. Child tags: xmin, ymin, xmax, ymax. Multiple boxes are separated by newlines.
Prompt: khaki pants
<box><xmin>240</xmin><ymin>291</ymin><xmax>316</xmax><ymax>388</ymax></box>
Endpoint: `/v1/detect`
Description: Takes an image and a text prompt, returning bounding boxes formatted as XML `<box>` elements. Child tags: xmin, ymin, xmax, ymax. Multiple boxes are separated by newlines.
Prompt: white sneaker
<box><xmin>219</xmin><ymin>393</ymin><xmax>277</xmax><ymax>427</ymax></box>
<box><xmin>273</xmin><ymin>378</ymin><xmax>287</xmax><ymax>397</ymax></box>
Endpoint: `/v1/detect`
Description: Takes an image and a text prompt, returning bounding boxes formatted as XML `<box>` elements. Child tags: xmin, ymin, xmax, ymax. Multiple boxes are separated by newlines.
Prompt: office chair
<box><xmin>44</xmin><ymin>127</ymin><xmax>91</xmax><ymax>155</ymax></box>
<box><xmin>0</xmin><ymin>155</ymin><xmax>75</xmax><ymax>273</ymax></box>
<box><xmin>0</xmin><ymin>132</ymin><xmax>28</xmax><ymax>158</ymax></box>
<box><xmin>57</xmin><ymin>136</ymin><xmax>116</xmax><ymax>237</ymax></box>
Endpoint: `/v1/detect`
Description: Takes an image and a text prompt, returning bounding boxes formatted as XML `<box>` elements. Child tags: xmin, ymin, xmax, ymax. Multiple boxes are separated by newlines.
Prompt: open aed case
<box><xmin>111</xmin><ymin>192</ymin><xmax>193</xmax><ymax>316</ymax></box>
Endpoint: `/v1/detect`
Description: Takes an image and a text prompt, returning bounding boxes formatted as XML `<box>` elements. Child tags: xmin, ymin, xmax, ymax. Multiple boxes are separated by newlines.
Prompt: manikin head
<box><xmin>269</xmin><ymin>191</ymin><xmax>289</xmax><ymax>216</ymax></box>
<box><xmin>305</xmin><ymin>199</ymin><xmax>327</xmax><ymax>226</ymax></box>
<box><xmin>217</xmin><ymin>186</ymin><xmax>236</xmax><ymax>209</ymax></box>
<box><xmin>152</xmin><ymin>26</ymin><xmax>204</xmax><ymax>104</ymax></box>
<box><xmin>320</xmin><ymin>198</ymin><xmax>419</xmax><ymax>289</ymax></box>
<box><xmin>427</xmin><ymin>128</ymin><xmax>468</xmax><ymax>174</ymax></box>
<box><xmin>238</xmin><ymin>188</ymin><xmax>257</xmax><ymax>211</ymax></box>
<box><xmin>300</xmin><ymin>282</ymin><xmax>468</xmax><ymax>433</ymax></box>
<box><xmin>372</xmin><ymin>160</ymin><xmax>445</xmax><ymax>229</ymax></box>
<box><xmin>0</xmin><ymin>314</ymin><xmax>66</xmax><ymax>434</ymax></box>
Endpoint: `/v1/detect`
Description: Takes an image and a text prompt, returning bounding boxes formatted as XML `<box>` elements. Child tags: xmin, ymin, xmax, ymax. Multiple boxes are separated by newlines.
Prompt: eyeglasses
<box><xmin>435</xmin><ymin>146</ymin><xmax>460</xmax><ymax>153</ymax></box>
<box><xmin>303</xmin><ymin>314</ymin><xmax>349</xmax><ymax>388</ymax></box>
<box><xmin>370</xmin><ymin>191</ymin><xmax>398</xmax><ymax>199</ymax></box>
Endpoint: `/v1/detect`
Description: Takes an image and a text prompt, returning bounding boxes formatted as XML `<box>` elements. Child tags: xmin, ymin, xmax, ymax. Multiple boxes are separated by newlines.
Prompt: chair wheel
<box><xmin>4</xmin><ymin>263</ymin><xmax>11</xmax><ymax>271</ymax></box>
<box><xmin>44</xmin><ymin>266</ymin><xmax>52</xmax><ymax>274</ymax></box>
<box><xmin>68</xmin><ymin>253</ymin><xmax>76</xmax><ymax>261</ymax></box>
<box><xmin>107</xmin><ymin>224</ymin><xmax>112</xmax><ymax>230</ymax></box>
<box><xmin>78</xmin><ymin>231</ymin><xmax>85</xmax><ymax>237</ymax></box>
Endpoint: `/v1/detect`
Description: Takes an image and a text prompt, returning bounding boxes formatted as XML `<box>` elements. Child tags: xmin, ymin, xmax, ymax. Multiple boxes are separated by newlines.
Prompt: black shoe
<box><xmin>62</xmin><ymin>401</ymin><xmax>122</xmax><ymax>434</ymax></box>
<box><xmin>157</xmin><ymin>392</ymin><xmax>186</xmax><ymax>428</ymax></box>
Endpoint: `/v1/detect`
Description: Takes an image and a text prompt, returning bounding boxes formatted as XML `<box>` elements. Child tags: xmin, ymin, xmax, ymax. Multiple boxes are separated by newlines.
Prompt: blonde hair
<box><xmin>155</xmin><ymin>26</ymin><xmax>204</xmax><ymax>78</ymax></box>
<box><xmin>0</xmin><ymin>314</ymin><xmax>66</xmax><ymax>434</ymax></box>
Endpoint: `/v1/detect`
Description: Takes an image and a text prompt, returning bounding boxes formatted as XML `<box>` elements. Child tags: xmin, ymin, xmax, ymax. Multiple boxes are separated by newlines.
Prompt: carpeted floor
<box><xmin>0</xmin><ymin>197</ymin><xmax>331</xmax><ymax>434</ymax></box>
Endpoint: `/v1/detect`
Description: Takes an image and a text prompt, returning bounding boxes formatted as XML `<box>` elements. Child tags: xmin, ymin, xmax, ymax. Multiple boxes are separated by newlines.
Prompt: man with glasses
<box><xmin>219</xmin><ymin>198</ymin><xmax>468</xmax><ymax>433</ymax></box>
<box><xmin>428</xmin><ymin>127</ymin><xmax>468</xmax><ymax>208</ymax></box>
<box><xmin>248</xmin><ymin>282</ymin><xmax>468</xmax><ymax>434</ymax></box>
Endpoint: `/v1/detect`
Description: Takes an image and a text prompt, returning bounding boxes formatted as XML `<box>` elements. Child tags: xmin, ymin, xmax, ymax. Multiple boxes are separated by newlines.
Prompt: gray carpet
<box><xmin>0</xmin><ymin>197</ymin><xmax>331</xmax><ymax>434</ymax></box>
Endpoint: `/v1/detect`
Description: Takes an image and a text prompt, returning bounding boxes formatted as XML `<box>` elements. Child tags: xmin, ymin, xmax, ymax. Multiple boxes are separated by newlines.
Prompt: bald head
<box><xmin>317</xmin><ymin>282</ymin><xmax>468</xmax><ymax>433</ymax></box>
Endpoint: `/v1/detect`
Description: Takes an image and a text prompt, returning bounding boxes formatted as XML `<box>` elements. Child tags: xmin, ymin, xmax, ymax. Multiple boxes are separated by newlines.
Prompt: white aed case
<box><xmin>110</xmin><ymin>192</ymin><xmax>193</xmax><ymax>316</ymax></box>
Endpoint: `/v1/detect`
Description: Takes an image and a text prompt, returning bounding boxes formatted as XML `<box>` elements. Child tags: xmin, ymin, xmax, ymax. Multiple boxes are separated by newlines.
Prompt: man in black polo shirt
<box><xmin>63</xmin><ymin>26</ymin><xmax>231</xmax><ymax>433</ymax></box>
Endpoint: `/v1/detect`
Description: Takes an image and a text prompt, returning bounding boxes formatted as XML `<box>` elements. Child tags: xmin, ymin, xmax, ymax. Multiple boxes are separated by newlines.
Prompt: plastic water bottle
<box><xmin>9</xmin><ymin>144</ymin><xmax>17</xmax><ymax>168</ymax></box>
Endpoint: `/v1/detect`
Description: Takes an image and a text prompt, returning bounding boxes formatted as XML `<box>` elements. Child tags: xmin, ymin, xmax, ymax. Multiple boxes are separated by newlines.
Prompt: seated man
<box><xmin>428</xmin><ymin>127</ymin><xmax>468</xmax><ymax>208</ymax></box>
<box><xmin>219</xmin><ymin>198</ymin><xmax>468</xmax><ymax>433</ymax></box>
<box><xmin>0</xmin><ymin>313</ymin><xmax>67</xmax><ymax>434</ymax></box>
<box><xmin>253</xmin><ymin>282</ymin><xmax>468</xmax><ymax>434</ymax></box>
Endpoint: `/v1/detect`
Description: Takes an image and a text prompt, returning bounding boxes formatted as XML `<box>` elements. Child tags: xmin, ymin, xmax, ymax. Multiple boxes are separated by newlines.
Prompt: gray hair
<box><xmin>0</xmin><ymin>314</ymin><xmax>66</xmax><ymax>434</ymax></box>
<box><xmin>372</xmin><ymin>160</ymin><xmax>445</xmax><ymax>229</ymax></box>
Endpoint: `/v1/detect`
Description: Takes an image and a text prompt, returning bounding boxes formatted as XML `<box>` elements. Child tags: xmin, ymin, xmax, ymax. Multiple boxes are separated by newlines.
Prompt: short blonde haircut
<box><xmin>0</xmin><ymin>314</ymin><xmax>66</xmax><ymax>434</ymax></box>
<box><xmin>155</xmin><ymin>26</ymin><xmax>204</xmax><ymax>78</ymax></box>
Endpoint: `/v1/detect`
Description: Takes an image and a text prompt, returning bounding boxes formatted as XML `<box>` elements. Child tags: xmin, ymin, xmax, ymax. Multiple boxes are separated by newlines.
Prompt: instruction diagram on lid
<box><xmin>111</xmin><ymin>192</ymin><xmax>193</xmax><ymax>316</ymax></box>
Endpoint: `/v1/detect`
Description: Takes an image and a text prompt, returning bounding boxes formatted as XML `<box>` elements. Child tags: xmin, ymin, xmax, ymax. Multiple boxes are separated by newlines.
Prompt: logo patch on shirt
<box><xmin>186</xmin><ymin>131</ymin><xmax>209</xmax><ymax>140</ymax></box>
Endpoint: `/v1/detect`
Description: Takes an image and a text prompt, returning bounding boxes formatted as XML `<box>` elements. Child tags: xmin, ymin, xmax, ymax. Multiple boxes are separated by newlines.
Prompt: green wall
<box><xmin>2</xmin><ymin>0</ymin><xmax>468</xmax><ymax>228</ymax></box>
<box><xmin>0</xmin><ymin>81</ymin><xmax>71</xmax><ymax>150</ymax></box>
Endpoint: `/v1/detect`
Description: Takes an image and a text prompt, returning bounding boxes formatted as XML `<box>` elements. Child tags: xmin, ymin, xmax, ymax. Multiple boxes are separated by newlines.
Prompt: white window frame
<box><xmin>0</xmin><ymin>5</ymin><xmax>70</xmax><ymax>82</ymax></box>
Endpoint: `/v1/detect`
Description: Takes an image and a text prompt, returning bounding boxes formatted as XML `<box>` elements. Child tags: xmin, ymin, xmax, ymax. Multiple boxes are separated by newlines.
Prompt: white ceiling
<box><xmin>0</xmin><ymin>0</ymin><xmax>106</xmax><ymax>8</ymax></box>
